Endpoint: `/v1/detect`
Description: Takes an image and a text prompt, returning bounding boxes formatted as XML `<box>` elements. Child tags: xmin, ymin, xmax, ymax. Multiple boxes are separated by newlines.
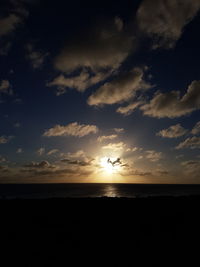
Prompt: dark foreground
<box><xmin>1</xmin><ymin>196</ymin><xmax>200</xmax><ymax>266</ymax></box>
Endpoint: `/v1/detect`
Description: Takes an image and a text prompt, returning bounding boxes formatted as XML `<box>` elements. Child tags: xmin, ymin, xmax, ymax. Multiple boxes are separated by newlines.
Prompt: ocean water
<box><xmin>1</xmin><ymin>183</ymin><xmax>200</xmax><ymax>199</ymax></box>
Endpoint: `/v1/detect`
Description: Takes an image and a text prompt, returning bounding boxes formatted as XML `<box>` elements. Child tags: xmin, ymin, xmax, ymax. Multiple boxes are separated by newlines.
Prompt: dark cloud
<box><xmin>61</xmin><ymin>158</ymin><xmax>94</xmax><ymax>167</ymax></box>
<box><xmin>137</xmin><ymin>0</ymin><xmax>200</xmax><ymax>49</ymax></box>
<box><xmin>121</xmin><ymin>168</ymin><xmax>152</xmax><ymax>177</ymax></box>
<box><xmin>24</xmin><ymin>160</ymin><xmax>52</xmax><ymax>168</ymax></box>
<box><xmin>25</xmin><ymin>43</ymin><xmax>48</xmax><ymax>69</ymax></box>
<box><xmin>0</xmin><ymin>14</ymin><xmax>22</xmax><ymax>37</ymax></box>
<box><xmin>54</xmin><ymin>17</ymin><xmax>134</xmax><ymax>74</ymax></box>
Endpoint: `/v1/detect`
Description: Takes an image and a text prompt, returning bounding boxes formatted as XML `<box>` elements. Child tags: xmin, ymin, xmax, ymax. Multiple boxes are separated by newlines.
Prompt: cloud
<box><xmin>14</xmin><ymin>122</ymin><xmax>21</xmax><ymax>128</ymax></box>
<box><xmin>102</xmin><ymin>142</ymin><xmax>126</xmax><ymax>151</ymax></box>
<box><xmin>21</xmin><ymin>157</ymin><xmax>94</xmax><ymax>178</ymax></box>
<box><xmin>60</xmin><ymin>150</ymin><xmax>94</xmax><ymax>167</ymax></box>
<box><xmin>0</xmin><ymin>136</ymin><xmax>13</xmax><ymax>144</ymax></box>
<box><xmin>181</xmin><ymin>160</ymin><xmax>200</xmax><ymax>167</ymax></box>
<box><xmin>97</xmin><ymin>135</ymin><xmax>117</xmax><ymax>142</ymax></box>
<box><xmin>54</xmin><ymin>17</ymin><xmax>133</xmax><ymax>73</ymax></box>
<box><xmin>88</xmin><ymin>68</ymin><xmax>151</xmax><ymax>106</ymax></box>
<box><xmin>0</xmin><ymin>156</ymin><xmax>6</xmax><ymax>163</ymax></box>
<box><xmin>157</xmin><ymin>124</ymin><xmax>188</xmax><ymax>138</ymax></box>
<box><xmin>61</xmin><ymin>150</ymin><xmax>86</xmax><ymax>159</ymax></box>
<box><xmin>16</xmin><ymin>148</ymin><xmax>23</xmax><ymax>153</ymax></box>
<box><xmin>114</xmin><ymin>128</ymin><xmax>124</xmax><ymax>133</ymax></box>
<box><xmin>181</xmin><ymin>160</ymin><xmax>200</xmax><ymax>177</ymax></box>
<box><xmin>120</xmin><ymin>168</ymin><xmax>152</xmax><ymax>177</ymax></box>
<box><xmin>117</xmin><ymin>101</ymin><xmax>143</xmax><ymax>115</ymax></box>
<box><xmin>47</xmin><ymin>149</ymin><xmax>59</xmax><ymax>156</ymax></box>
<box><xmin>61</xmin><ymin>158</ymin><xmax>94</xmax><ymax>167</ymax></box>
<box><xmin>191</xmin><ymin>121</ymin><xmax>200</xmax><ymax>135</ymax></box>
<box><xmin>0</xmin><ymin>14</ymin><xmax>22</xmax><ymax>37</ymax></box>
<box><xmin>0</xmin><ymin>1</ymin><xmax>32</xmax><ymax>56</ymax></box>
<box><xmin>0</xmin><ymin>42</ymin><xmax>12</xmax><ymax>56</ymax></box>
<box><xmin>47</xmin><ymin>69</ymin><xmax>112</xmax><ymax>94</ymax></box>
<box><xmin>146</xmin><ymin>150</ymin><xmax>163</xmax><ymax>162</ymax></box>
<box><xmin>126</xmin><ymin>147</ymin><xmax>140</xmax><ymax>153</ymax></box>
<box><xmin>43</xmin><ymin>122</ymin><xmax>99</xmax><ymax>137</ymax></box>
<box><xmin>25</xmin><ymin>44</ymin><xmax>48</xmax><ymax>69</ymax></box>
<box><xmin>141</xmin><ymin>80</ymin><xmax>200</xmax><ymax>118</ymax></box>
<box><xmin>137</xmin><ymin>0</ymin><xmax>200</xmax><ymax>49</ymax></box>
<box><xmin>37</xmin><ymin>147</ymin><xmax>45</xmax><ymax>156</ymax></box>
<box><xmin>176</xmin><ymin>136</ymin><xmax>200</xmax><ymax>149</ymax></box>
<box><xmin>0</xmin><ymin>80</ymin><xmax>13</xmax><ymax>95</ymax></box>
<box><xmin>156</xmin><ymin>170</ymin><xmax>169</xmax><ymax>176</ymax></box>
<box><xmin>24</xmin><ymin>160</ymin><xmax>53</xmax><ymax>168</ymax></box>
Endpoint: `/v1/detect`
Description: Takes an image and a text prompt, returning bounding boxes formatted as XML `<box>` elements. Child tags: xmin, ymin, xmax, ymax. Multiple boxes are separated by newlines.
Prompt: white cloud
<box><xmin>47</xmin><ymin>149</ymin><xmax>59</xmax><ymax>156</ymax></box>
<box><xmin>126</xmin><ymin>147</ymin><xmax>140</xmax><ymax>153</ymax></box>
<box><xmin>157</xmin><ymin>124</ymin><xmax>188</xmax><ymax>138</ymax></box>
<box><xmin>137</xmin><ymin>0</ymin><xmax>200</xmax><ymax>49</ymax></box>
<box><xmin>88</xmin><ymin>68</ymin><xmax>151</xmax><ymax>106</ymax></box>
<box><xmin>117</xmin><ymin>101</ymin><xmax>143</xmax><ymax>115</ymax></box>
<box><xmin>102</xmin><ymin>142</ymin><xmax>126</xmax><ymax>151</ymax></box>
<box><xmin>146</xmin><ymin>150</ymin><xmax>163</xmax><ymax>162</ymax></box>
<box><xmin>114</xmin><ymin>128</ymin><xmax>124</xmax><ymax>133</ymax></box>
<box><xmin>191</xmin><ymin>121</ymin><xmax>200</xmax><ymax>135</ymax></box>
<box><xmin>43</xmin><ymin>122</ymin><xmax>99</xmax><ymax>137</ymax></box>
<box><xmin>47</xmin><ymin>69</ymin><xmax>112</xmax><ymax>94</ymax></box>
<box><xmin>63</xmin><ymin>150</ymin><xmax>86</xmax><ymax>159</ymax></box>
<box><xmin>176</xmin><ymin>136</ymin><xmax>200</xmax><ymax>149</ymax></box>
<box><xmin>97</xmin><ymin>135</ymin><xmax>117</xmax><ymax>142</ymax></box>
<box><xmin>141</xmin><ymin>80</ymin><xmax>200</xmax><ymax>118</ymax></box>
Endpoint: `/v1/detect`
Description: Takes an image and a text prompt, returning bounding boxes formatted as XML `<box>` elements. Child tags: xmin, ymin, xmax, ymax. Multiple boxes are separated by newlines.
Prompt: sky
<box><xmin>0</xmin><ymin>0</ymin><xmax>200</xmax><ymax>184</ymax></box>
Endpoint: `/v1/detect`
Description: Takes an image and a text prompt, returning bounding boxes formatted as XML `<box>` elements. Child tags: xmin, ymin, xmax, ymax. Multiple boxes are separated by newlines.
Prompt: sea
<box><xmin>1</xmin><ymin>183</ymin><xmax>200</xmax><ymax>199</ymax></box>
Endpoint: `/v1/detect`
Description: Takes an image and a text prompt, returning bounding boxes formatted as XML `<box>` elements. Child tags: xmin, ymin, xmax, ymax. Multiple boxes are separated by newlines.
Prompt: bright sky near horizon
<box><xmin>0</xmin><ymin>0</ymin><xmax>200</xmax><ymax>183</ymax></box>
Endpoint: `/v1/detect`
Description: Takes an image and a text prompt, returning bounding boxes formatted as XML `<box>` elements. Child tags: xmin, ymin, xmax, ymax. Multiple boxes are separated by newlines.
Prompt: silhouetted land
<box><xmin>1</xmin><ymin>196</ymin><xmax>200</xmax><ymax>266</ymax></box>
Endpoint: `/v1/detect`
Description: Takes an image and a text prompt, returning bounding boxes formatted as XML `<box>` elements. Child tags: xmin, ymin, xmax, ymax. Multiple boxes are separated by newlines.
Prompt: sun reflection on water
<box><xmin>103</xmin><ymin>185</ymin><xmax>118</xmax><ymax>197</ymax></box>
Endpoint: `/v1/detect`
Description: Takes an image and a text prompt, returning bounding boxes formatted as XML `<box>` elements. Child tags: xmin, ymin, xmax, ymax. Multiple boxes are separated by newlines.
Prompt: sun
<box><xmin>100</xmin><ymin>157</ymin><xmax>122</xmax><ymax>175</ymax></box>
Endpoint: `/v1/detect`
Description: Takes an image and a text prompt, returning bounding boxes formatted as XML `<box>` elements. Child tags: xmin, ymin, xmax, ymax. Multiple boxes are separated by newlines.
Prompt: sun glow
<box><xmin>100</xmin><ymin>157</ymin><xmax>122</xmax><ymax>175</ymax></box>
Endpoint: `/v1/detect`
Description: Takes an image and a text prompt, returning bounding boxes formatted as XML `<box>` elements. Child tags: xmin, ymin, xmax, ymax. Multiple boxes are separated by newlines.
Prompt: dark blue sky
<box><xmin>0</xmin><ymin>0</ymin><xmax>200</xmax><ymax>183</ymax></box>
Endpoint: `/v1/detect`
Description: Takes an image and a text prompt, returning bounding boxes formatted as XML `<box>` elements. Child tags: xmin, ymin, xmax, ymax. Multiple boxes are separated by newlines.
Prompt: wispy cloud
<box><xmin>43</xmin><ymin>122</ymin><xmax>99</xmax><ymax>137</ymax></box>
